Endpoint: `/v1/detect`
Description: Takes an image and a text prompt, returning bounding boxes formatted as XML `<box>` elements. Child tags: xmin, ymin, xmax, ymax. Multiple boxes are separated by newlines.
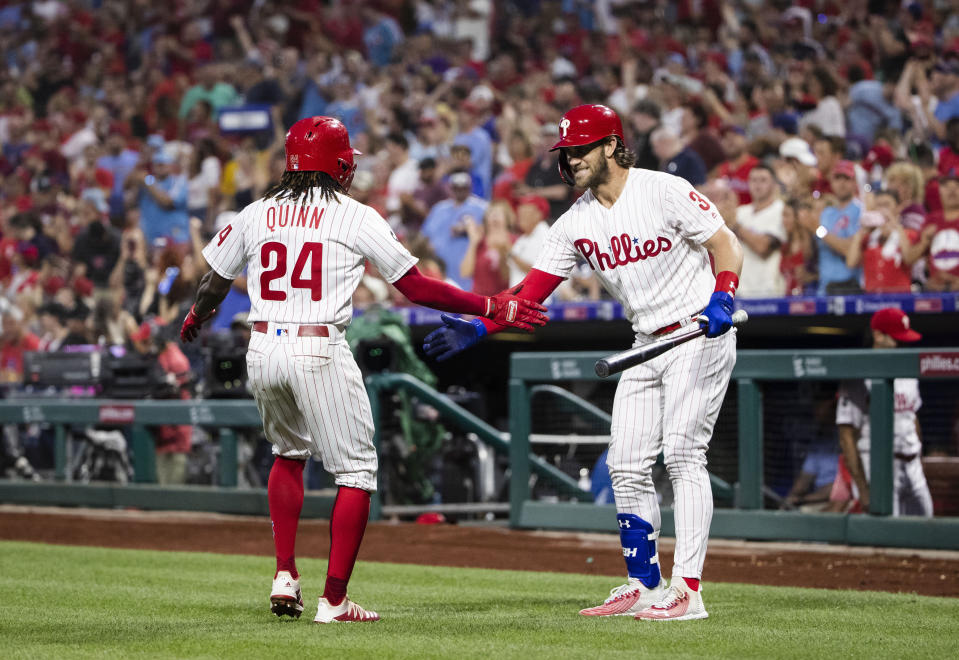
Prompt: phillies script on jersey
<box><xmin>574</xmin><ymin>235</ymin><xmax>672</xmax><ymax>271</ymax></box>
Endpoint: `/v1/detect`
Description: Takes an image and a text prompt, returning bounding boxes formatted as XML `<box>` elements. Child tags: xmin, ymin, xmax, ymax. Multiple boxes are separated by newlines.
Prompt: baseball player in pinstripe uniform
<box><xmin>180</xmin><ymin>116</ymin><xmax>546</xmax><ymax>623</ymax></box>
<box><xmin>424</xmin><ymin>105</ymin><xmax>744</xmax><ymax>622</ymax></box>
<box><xmin>833</xmin><ymin>308</ymin><xmax>933</xmax><ymax>517</ymax></box>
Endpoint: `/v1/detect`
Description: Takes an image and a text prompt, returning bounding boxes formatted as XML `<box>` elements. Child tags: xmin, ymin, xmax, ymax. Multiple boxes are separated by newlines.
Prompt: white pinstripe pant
<box><xmin>607</xmin><ymin>330</ymin><xmax>736</xmax><ymax>579</ymax></box>
<box><xmin>246</xmin><ymin>323</ymin><xmax>378</xmax><ymax>492</ymax></box>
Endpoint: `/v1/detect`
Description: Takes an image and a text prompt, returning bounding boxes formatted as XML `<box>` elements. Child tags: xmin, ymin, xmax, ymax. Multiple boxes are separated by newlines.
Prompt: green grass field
<box><xmin>1</xmin><ymin>541</ymin><xmax>956</xmax><ymax>659</ymax></box>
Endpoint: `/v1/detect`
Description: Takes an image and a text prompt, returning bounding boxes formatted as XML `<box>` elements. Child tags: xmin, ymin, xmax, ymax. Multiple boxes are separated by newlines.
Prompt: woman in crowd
<box><xmin>846</xmin><ymin>190</ymin><xmax>919</xmax><ymax>293</ymax></box>
<box><xmin>185</xmin><ymin>138</ymin><xmax>222</xmax><ymax>233</ymax></box>
<box><xmin>780</xmin><ymin>198</ymin><xmax>819</xmax><ymax>296</ymax></box>
<box><xmin>460</xmin><ymin>200</ymin><xmax>516</xmax><ymax>296</ymax></box>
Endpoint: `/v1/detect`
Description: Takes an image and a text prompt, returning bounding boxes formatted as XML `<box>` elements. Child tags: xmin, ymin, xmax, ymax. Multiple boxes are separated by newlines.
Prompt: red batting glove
<box><xmin>485</xmin><ymin>288</ymin><xmax>549</xmax><ymax>332</ymax></box>
<box><xmin>180</xmin><ymin>305</ymin><xmax>214</xmax><ymax>343</ymax></box>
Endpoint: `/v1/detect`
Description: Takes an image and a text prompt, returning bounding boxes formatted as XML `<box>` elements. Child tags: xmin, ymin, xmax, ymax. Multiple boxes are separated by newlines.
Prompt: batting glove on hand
<box><xmin>180</xmin><ymin>304</ymin><xmax>214</xmax><ymax>343</ymax></box>
<box><xmin>698</xmin><ymin>291</ymin><xmax>734</xmax><ymax>338</ymax></box>
<box><xmin>485</xmin><ymin>289</ymin><xmax>549</xmax><ymax>332</ymax></box>
<box><xmin>423</xmin><ymin>314</ymin><xmax>485</xmax><ymax>362</ymax></box>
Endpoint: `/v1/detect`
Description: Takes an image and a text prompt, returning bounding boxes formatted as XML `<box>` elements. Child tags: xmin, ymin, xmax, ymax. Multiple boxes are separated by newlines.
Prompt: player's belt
<box><xmin>252</xmin><ymin>322</ymin><xmax>330</xmax><ymax>337</ymax></box>
<box><xmin>652</xmin><ymin>313</ymin><xmax>702</xmax><ymax>336</ymax></box>
<box><xmin>894</xmin><ymin>453</ymin><xmax>918</xmax><ymax>462</ymax></box>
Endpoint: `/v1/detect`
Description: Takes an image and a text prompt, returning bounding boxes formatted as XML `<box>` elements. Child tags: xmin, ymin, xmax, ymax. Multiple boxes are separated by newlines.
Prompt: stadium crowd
<box><xmin>1</xmin><ymin>0</ymin><xmax>959</xmax><ymax>395</ymax></box>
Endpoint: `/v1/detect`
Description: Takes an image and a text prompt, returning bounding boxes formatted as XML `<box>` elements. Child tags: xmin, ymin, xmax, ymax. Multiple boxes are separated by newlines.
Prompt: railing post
<box><xmin>867</xmin><ymin>378</ymin><xmax>894</xmax><ymax>516</ymax></box>
<box><xmin>366</xmin><ymin>378</ymin><xmax>382</xmax><ymax>522</ymax></box>
<box><xmin>508</xmin><ymin>377</ymin><xmax>531</xmax><ymax>527</ymax></box>
<box><xmin>219</xmin><ymin>428</ymin><xmax>238</xmax><ymax>488</ymax></box>
<box><xmin>54</xmin><ymin>423</ymin><xmax>67</xmax><ymax>481</ymax></box>
<box><xmin>737</xmin><ymin>378</ymin><xmax>763</xmax><ymax>510</ymax></box>
<box><xmin>131</xmin><ymin>424</ymin><xmax>156</xmax><ymax>483</ymax></box>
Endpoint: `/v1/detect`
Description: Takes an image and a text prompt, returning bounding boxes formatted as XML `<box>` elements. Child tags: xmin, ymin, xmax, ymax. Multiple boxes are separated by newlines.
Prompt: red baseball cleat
<box><xmin>579</xmin><ymin>577</ymin><xmax>666</xmax><ymax>617</ymax></box>
<box><xmin>635</xmin><ymin>577</ymin><xmax>708</xmax><ymax>622</ymax></box>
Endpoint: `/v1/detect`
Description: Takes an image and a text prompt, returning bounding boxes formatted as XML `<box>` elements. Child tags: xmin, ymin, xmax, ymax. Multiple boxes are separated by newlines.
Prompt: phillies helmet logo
<box><xmin>560</xmin><ymin>118</ymin><xmax>570</xmax><ymax>138</ymax></box>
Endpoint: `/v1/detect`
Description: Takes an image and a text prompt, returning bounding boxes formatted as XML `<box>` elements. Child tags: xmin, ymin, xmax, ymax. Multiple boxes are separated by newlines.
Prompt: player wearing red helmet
<box><xmin>424</xmin><ymin>104</ymin><xmax>744</xmax><ymax>621</ymax></box>
<box><xmin>180</xmin><ymin>116</ymin><xmax>547</xmax><ymax>623</ymax></box>
<box><xmin>549</xmin><ymin>104</ymin><xmax>627</xmax><ymax>186</ymax></box>
<box><xmin>278</xmin><ymin>116</ymin><xmax>360</xmax><ymax>191</ymax></box>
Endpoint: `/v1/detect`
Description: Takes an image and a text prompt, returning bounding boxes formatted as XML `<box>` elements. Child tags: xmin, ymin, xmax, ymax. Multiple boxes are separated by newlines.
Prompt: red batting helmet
<box><xmin>285</xmin><ymin>116</ymin><xmax>361</xmax><ymax>192</ymax></box>
<box><xmin>550</xmin><ymin>104</ymin><xmax>625</xmax><ymax>186</ymax></box>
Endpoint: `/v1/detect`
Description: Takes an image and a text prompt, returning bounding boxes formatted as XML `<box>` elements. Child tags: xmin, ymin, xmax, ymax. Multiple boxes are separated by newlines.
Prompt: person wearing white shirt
<box><xmin>508</xmin><ymin>194</ymin><xmax>551</xmax><ymax>287</ymax></box>
<box><xmin>723</xmin><ymin>164</ymin><xmax>786</xmax><ymax>297</ymax></box>
<box><xmin>383</xmin><ymin>133</ymin><xmax>420</xmax><ymax>230</ymax></box>
<box><xmin>186</xmin><ymin>138</ymin><xmax>222</xmax><ymax>228</ymax></box>
<box><xmin>799</xmin><ymin>67</ymin><xmax>846</xmax><ymax>137</ymax></box>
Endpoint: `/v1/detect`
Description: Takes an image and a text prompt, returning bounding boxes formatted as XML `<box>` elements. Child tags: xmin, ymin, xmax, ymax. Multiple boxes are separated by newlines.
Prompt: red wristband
<box><xmin>714</xmin><ymin>271</ymin><xmax>739</xmax><ymax>297</ymax></box>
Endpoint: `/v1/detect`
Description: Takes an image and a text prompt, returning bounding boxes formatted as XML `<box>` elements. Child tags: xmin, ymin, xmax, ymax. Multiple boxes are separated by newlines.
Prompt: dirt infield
<box><xmin>1</xmin><ymin>506</ymin><xmax>957</xmax><ymax>597</ymax></box>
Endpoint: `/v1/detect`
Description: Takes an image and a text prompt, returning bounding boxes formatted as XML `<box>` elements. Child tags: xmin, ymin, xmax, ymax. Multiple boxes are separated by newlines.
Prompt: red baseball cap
<box><xmin>516</xmin><ymin>194</ymin><xmax>550</xmax><ymax>218</ymax></box>
<box><xmin>870</xmin><ymin>308</ymin><xmax>921</xmax><ymax>343</ymax></box>
<box><xmin>862</xmin><ymin>144</ymin><xmax>894</xmax><ymax>171</ymax></box>
<box><xmin>832</xmin><ymin>160</ymin><xmax>856</xmax><ymax>179</ymax></box>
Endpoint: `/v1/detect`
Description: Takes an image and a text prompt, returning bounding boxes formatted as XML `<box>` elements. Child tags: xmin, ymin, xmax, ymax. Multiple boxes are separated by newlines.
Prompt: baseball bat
<box><xmin>595</xmin><ymin>310</ymin><xmax>748</xmax><ymax>378</ymax></box>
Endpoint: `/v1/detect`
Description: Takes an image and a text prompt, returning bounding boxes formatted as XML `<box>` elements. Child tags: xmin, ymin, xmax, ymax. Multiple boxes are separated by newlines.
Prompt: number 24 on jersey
<box><xmin>261</xmin><ymin>241</ymin><xmax>324</xmax><ymax>302</ymax></box>
<box><xmin>215</xmin><ymin>224</ymin><xmax>324</xmax><ymax>302</ymax></box>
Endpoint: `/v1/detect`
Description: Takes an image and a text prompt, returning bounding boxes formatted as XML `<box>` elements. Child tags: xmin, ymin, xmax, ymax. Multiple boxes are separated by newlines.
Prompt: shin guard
<box><xmin>617</xmin><ymin>513</ymin><xmax>660</xmax><ymax>589</ymax></box>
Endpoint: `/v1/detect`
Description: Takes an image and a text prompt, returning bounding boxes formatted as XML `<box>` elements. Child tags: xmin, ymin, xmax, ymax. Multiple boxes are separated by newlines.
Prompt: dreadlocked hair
<box><xmin>612</xmin><ymin>137</ymin><xmax>637</xmax><ymax>169</ymax></box>
<box><xmin>263</xmin><ymin>171</ymin><xmax>344</xmax><ymax>204</ymax></box>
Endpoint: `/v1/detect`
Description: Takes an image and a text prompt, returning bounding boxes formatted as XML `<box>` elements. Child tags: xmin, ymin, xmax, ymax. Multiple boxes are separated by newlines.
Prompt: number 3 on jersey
<box><xmin>260</xmin><ymin>241</ymin><xmax>323</xmax><ymax>301</ymax></box>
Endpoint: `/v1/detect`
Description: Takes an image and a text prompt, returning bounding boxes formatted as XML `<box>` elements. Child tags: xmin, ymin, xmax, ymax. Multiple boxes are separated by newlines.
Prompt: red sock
<box><xmin>323</xmin><ymin>486</ymin><xmax>371</xmax><ymax>605</ymax></box>
<box><xmin>268</xmin><ymin>457</ymin><xmax>305</xmax><ymax>579</ymax></box>
<box><xmin>683</xmin><ymin>577</ymin><xmax>700</xmax><ymax>591</ymax></box>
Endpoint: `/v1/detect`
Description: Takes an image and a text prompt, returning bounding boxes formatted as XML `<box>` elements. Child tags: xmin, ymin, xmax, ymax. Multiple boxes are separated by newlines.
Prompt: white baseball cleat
<box><xmin>314</xmin><ymin>596</ymin><xmax>380</xmax><ymax>623</ymax></box>
<box><xmin>635</xmin><ymin>577</ymin><xmax>708</xmax><ymax>622</ymax></box>
<box><xmin>579</xmin><ymin>577</ymin><xmax>667</xmax><ymax>616</ymax></box>
<box><xmin>270</xmin><ymin>571</ymin><xmax>304</xmax><ymax>619</ymax></box>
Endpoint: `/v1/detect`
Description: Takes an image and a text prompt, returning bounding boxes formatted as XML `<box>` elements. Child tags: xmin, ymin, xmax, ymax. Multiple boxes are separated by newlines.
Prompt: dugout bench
<box><xmin>507</xmin><ymin>348</ymin><xmax>959</xmax><ymax>550</ymax></box>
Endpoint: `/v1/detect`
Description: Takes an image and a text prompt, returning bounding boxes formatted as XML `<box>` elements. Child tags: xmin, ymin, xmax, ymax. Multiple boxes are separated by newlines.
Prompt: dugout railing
<box><xmin>0</xmin><ymin>378</ymin><xmax>590</xmax><ymax>521</ymax></box>
<box><xmin>508</xmin><ymin>348</ymin><xmax>959</xmax><ymax>550</ymax></box>
<box><xmin>3</xmin><ymin>348</ymin><xmax>959</xmax><ymax>550</ymax></box>
<box><xmin>0</xmin><ymin>400</ymin><xmax>347</xmax><ymax>517</ymax></box>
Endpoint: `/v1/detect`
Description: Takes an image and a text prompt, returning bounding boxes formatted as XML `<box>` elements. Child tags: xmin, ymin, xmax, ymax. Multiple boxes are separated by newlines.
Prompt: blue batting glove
<box><xmin>422</xmin><ymin>314</ymin><xmax>487</xmax><ymax>362</ymax></box>
<box><xmin>698</xmin><ymin>291</ymin><xmax>734</xmax><ymax>338</ymax></box>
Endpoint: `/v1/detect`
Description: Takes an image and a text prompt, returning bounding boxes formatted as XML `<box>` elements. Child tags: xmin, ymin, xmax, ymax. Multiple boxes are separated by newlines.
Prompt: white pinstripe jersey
<box><xmin>202</xmin><ymin>191</ymin><xmax>418</xmax><ymax>326</ymax></box>
<box><xmin>836</xmin><ymin>378</ymin><xmax>922</xmax><ymax>455</ymax></box>
<box><xmin>534</xmin><ymin>168</ymin><xmax>724</xmax><ymax>336</ymax></box>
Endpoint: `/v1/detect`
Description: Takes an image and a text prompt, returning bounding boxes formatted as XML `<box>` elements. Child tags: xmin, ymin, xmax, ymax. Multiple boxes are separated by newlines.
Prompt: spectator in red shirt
<box><xmin>811</xmin><ymin>135</ymin><xmax>844</xmax><ymax>197</ymax></box>
<box><xmin>715</xmin><ymin>125</ymin><xmax>758</xmax><ymax>204</ymax></box>
<box><xmin>460</xmin><ymin>200</ymin><xmax>516</xmax><ymax>296</ymax></box>
<box><xmin>70</xmin><ymin>144</ymin><xmax>114</xmax><ymax>197</ymax></box>
<box><xmin>159</xmin><ymin>22</ymin><xmax>214</xmax><ymax>78</ymax></box>
<box><xmin>884</xmin><ymin>161</ymin><xmax>930</xmax><ymax>285</ymax></box>
<box><xmin>492</xmin><ymin>130</ymin><xmax>535</xmax><ymax>206</ymax></box>
<box><xmin>914</xmin><ymin>143</ymin><xmax>942</xmax><ymax>215</ymax></box>
<box><xmin>885</xmin><ymin>161</ymin><xmax>927</xmax><ymax>231</ymax></box>
<box><xmin>846</xmin><ymin>190</ymin><xmax>919</xmax><ymax>293</ymax></box>
<box><xmin>0</xmin><ymin>303</ymin><xmax>40</xmax><ymax>385</ymax></box>
<box><xmin>129</xmin><ymin>318</ymin><xmax>193</xmax><ymax>484</ymax></box>
<box><xmin>919</xmin><ymin>169</ymin><xmax>959</xmax><ymax>291</ymax></box>
<box><xmin>937</xmin><ymin>117</ymin><xmax>959</xmax><ymax>179</ymax></box>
